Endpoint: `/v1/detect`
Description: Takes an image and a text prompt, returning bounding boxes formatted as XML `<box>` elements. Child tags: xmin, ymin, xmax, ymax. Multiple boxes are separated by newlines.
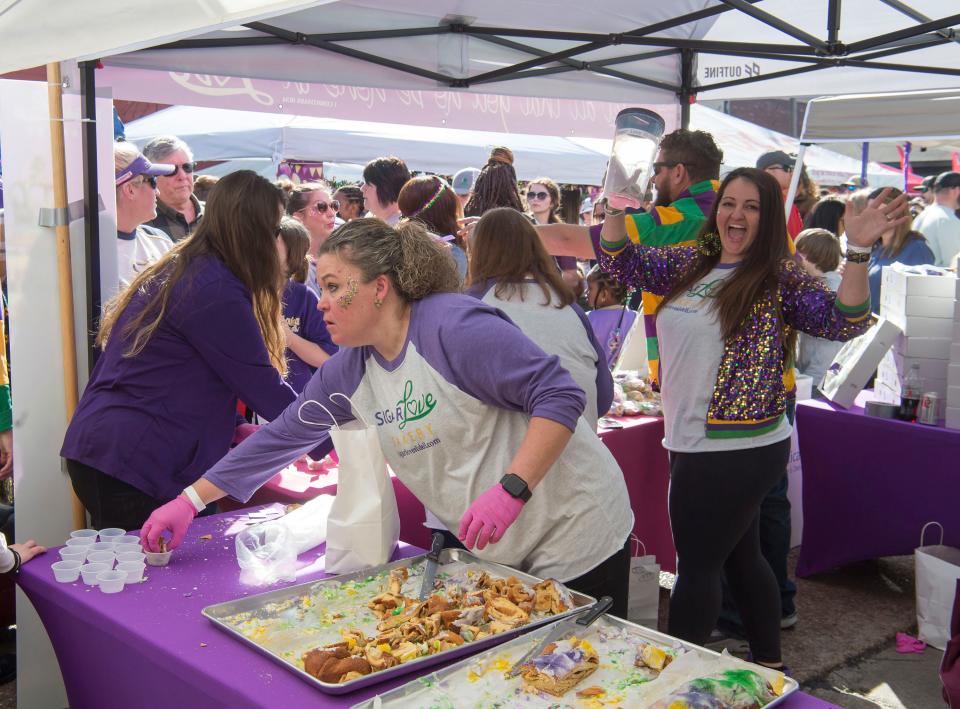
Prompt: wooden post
<box><xmin>45</xmin><ymin>62</ymin><xmax>86</xmax><ymax>530</ymax></box>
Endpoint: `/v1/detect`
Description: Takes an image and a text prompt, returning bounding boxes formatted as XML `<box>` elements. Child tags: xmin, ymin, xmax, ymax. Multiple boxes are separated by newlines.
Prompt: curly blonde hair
<box><xmin>317</xmin><ymin>218</ymin><xmax>461</xmax><ymax>300</ymax></box>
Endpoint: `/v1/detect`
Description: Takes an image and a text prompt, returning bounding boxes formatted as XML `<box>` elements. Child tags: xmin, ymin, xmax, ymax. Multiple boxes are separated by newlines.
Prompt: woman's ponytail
<box><xmin>393</xmin><ymin>221</ymin><xmax>462</xmax><ymax>300</ymax></box>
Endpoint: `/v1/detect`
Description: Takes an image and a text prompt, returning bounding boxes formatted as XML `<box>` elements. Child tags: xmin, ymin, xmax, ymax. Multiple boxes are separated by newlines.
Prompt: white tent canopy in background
<box><xmin>800</xmin><ymin>89</ymin><xmax>960</xmax><ymax>163</ymax></box>
<box><xmin>125</xmin><ymin>102</ymin><xmax>902</xmax><ymax>187</ymax></box>
<box><xmin>3</xmin><ymin>2</ymin><xmax>958</xmax><ymax>105</ymax></box>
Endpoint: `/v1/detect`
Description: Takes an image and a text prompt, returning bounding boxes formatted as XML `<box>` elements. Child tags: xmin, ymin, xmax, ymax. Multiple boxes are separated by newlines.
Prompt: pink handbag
<box><xmin>942</xmin><ymin>578</ymin><xmax>960</xmax><ymax>707</ymax></box>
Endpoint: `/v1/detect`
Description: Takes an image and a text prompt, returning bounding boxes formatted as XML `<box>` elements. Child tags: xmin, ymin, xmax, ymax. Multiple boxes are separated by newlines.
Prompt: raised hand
<box><xmin>844</xmin><ymin>188</ymin><xmax>911</xmax><ymax>249</ymax></box>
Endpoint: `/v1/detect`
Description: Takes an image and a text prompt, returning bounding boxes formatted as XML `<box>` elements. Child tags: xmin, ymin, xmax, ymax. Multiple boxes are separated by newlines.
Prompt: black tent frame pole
<box><xmin>679</xmin><ymin>50</ymin><xmax>693</xmax><ymax>130</ymax></box>
<box><xmin>79</xmin><ymin>60</ymin><xmax>101</xmax><ymax>374</ymax></box>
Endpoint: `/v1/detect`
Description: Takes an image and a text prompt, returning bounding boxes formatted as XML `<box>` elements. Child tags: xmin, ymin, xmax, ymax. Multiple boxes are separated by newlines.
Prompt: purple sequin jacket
<box><xmin>597</xmin><ymin>242</ymin><xmax>872</xmax><ymax>438</ymax></box>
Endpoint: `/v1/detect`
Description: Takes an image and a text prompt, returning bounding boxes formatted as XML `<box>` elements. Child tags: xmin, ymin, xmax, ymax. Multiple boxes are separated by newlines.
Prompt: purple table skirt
<box><xmin>795</xmin><ymin>390</ymin><xmax>960</xmax><ymax>577</ymax></box>
<box><xmin>20</xmin><ymin>506</ymin><xmax>832</xmax><ymax>708</ymax></box>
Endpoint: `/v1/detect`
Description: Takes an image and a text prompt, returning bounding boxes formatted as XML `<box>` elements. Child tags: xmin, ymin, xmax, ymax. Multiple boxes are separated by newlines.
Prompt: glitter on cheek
<box><xmin>337</xmin><ymin>278</ymin><xmax>359</xmax><ymax>309</ymax></box>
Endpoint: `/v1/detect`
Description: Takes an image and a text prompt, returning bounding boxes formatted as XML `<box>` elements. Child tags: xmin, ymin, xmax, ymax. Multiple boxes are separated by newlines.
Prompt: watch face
<box><xmin>502</xmin><ymin>474</ymin><xmax>530</xmax><ymax>500</ymax></box>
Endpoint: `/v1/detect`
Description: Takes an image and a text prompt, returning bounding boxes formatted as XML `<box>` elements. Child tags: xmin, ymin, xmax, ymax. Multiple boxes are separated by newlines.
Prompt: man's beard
<box><xmin>654</xmin><ymin>185</ymin><xmax>672</xmax><ymax>207</ymax></box>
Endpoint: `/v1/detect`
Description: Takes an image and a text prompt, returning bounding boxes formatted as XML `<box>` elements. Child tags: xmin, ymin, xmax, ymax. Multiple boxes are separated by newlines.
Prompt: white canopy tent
<box><xmin>3</xmin><ymin>2</ymin><xmax>959</xmax><ymax>106</ymax></box>
<box><xmin>799</xmin><ymin>88</ymin><xmax>960</xmax><ymax>163</ymax></box>
<box><xmin>125</xmin><ymin>106</ymin><xmax>611</xmax><ymax>183</ymax></box>
<box><xmin>784</xmin><ymin>88</ymin><xmax>960</xmax><ymax>210</ymax></box>
<box><xmin>125</xmin><ymin>102</ymin><xmax>902</xmax><ymax>187</ymax></box>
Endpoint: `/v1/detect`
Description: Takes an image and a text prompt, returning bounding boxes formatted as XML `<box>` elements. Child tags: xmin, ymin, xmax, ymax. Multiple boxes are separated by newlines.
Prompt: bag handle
<box><xmin>329</xmin><ymin>392</ymin><xmax>372</xmax><ymax>428</ymax></box>
<box><xmin>630</xmin><ymin>533</ymin><xmax>646</xmax><ymax>558</ymax></box>
<box><xmin>297</xmin><ymin>399</ymin><xmax>344</xmax><ymax>430</ymax></box>
<box><xmin>920</xmin><ymin>521</ymin><xmax>944</xmax><ymax>547</ymax></box>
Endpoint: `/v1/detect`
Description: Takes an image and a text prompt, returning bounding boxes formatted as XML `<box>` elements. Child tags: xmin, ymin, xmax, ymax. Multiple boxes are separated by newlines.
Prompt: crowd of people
<box><xmin>48</xmin><ymin>123</ymin><xmax>948</xmax><ymax>672</ymax></box>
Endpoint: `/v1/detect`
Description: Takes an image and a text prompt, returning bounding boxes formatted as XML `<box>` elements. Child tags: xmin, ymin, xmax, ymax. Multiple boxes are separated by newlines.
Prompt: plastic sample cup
<box><xmin>97</xmin><ymin>528</ymin><xmax>126</xmax><ymax>544</ymax></box>
<box><xmin>111</xmin><ymin>535</ymin><xmax>140</xmax><ymax>548</ymax></box>
<box><xmin>80</xmin><ymin>562</ymin><xmax>110</xmax><ymax>585</ymax></box>
<box><xmin>117</xmin><ymin>561</ymin><xmax>146</xmax><ymax>583</ymax></box>
<box><xmin>86</xmin><ymin>551</ymin><xmax>115</xmax><ymax>566</ymax></box>
<box><xmin>65</xmin><ymin>537</ymin><xmax>96</xmax><ymax>550</ymax></box>
<box><xmin>97</xmin><ymin>570</ymin><xmax>126</xmax><ymax>594</ymax></box>
<box><xmin>89</xmin><ymin>542</ymin><xmax>115</xmax><ymax>554</ymax></box>
<box><xmin>51</xmin><ymin>560</ymin><xmax>82</xmax><ymax>583</ymax></box>
<box><xmin>69</xmin><ymin>529</ymin><xmax>99</xmax><ymax>541</ymax></box>
<box><xmin>116</xmin><ymin>551</ymin><xmax>146</xmax><ymax>564</ymax></box>
<box><xmin>59</xmin><ymin>547</ymin><xmax>87</xmax><ymax>563</ymax></box>
<box><xmin>144</xmin><ymin>550</ymin><xmax>172</xmax><ymax>567</ymax></box>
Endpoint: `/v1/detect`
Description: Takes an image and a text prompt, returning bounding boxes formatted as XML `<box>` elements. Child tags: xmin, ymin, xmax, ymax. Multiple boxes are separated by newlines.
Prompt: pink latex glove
<box><xmin>895</xmin><ymin>632</ymin><xmax>926</xmax><ymax>654</ymax></box>
<box><xmin>140</xmin><ymin>495</ymin><xmax>198</xmax><ymax>552</ymax></box>
<box><xmin>457</xmin><ymin>484</ymin><xmax>525</xmax><ymax>550</ymax></box>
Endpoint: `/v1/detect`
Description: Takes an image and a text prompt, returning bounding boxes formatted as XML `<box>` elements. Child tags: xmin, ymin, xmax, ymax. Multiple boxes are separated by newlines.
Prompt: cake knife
<box><xmin>507</xmin><ymin>595</ymin><xmax>613</xmax><ymax>677</ymax></box>
<box><xmin>418</xmin><ymin>532</ymin><xmax>446</xmax><ymax>600</ymax></box>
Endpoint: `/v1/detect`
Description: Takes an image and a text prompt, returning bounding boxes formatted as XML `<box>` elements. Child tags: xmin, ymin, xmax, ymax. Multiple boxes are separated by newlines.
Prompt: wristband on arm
<box><xmin>182</xmin><ymin>485</ymin><xmax>206</xmax><ymax>513</ymax></box>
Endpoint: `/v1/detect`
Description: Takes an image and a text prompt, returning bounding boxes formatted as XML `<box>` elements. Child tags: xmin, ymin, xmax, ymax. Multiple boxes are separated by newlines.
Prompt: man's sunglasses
<box><xmin>167</xmin><ymin>162</ymin><xmax>197</xmax><ymax>176</ymax></box>
<box><xmin>304</xmin><ymin>200</ymin><xmax>340</xmax><ymax>214</ymax></box>
<box><xmin>652</xmin><ymin>161</ymin><xmax>681</xmax><ymax>173</ymax></box>
<box><xmin>526</xmin><ymin>191</ymin><xmax>549</xmax><ymax>201</ymax></box>
<box><xmin>765</xmin><ymin>165</ymin><xmax>794</xmax><ymax>173</ymax></box>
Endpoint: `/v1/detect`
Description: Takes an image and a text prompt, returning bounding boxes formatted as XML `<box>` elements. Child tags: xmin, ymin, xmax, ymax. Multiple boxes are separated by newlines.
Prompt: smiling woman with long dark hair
<box><xmin>61</xmin><ymin>170</ymin><xmax>301</xmax><ymax>532</ymax></box>
<box><xmin>595</xmin><ymin>166</ymin><xmax>909</xmax><ymax>670</ymax></box>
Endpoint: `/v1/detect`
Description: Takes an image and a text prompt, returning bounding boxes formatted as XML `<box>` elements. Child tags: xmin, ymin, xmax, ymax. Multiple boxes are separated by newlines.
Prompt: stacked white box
<box><xmin>879</xmin><ymin>265</ymin><xmax>957</xmax><ymax>422</ymax></box>
<box><xmin>947</xmin><ymin>277</ymin><xmax>960</xmax><ymax>429</ymax></box>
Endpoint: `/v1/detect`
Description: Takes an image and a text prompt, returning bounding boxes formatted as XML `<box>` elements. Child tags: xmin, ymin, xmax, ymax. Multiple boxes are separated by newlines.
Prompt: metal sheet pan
<box><xmin>202</xmin><ymin>549</ymin><xmax>594</xmax><ymax>695</ymax></box>
<box><xmin>351</xmin><ymin>614</ymin><xmax>800</xmax><ymax>708</ymax></box>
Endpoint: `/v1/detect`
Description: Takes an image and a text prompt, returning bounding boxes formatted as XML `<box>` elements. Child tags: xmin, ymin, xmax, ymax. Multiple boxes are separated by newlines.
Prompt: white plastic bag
<box><xmin>305</xmin><ymin>393</ymin><xmax>400</xmax><ymax>574</ymax></box>
<box><xmin>627</xmin><ymin>536</ymin><xmax>660</xmax><ymax>628</ymax></box>
<box><xmin>235</xmin><ymin>494</ymin><xmax>335</xmax><ymax>586</ymax></box>
<box><xmin>917</xmin><ymin>522</ymin><xmax>960</xmax><ymax>650</ymax></box>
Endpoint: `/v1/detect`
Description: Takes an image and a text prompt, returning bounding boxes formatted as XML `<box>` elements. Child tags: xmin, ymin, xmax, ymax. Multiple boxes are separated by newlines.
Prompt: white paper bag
<box><xmin>917</xmin><ymin>522</ymin><xmax>960</xmax><ymax>650</ymax></box>
<box><xmin>627</xmin><ymin>536</ymin><xmax>660</xmax><ymax>628</ymax></box>
<box><xmin>299</xmin><ymin>394</ymin><xmax>400</xmax><ymax>574</ymax></box>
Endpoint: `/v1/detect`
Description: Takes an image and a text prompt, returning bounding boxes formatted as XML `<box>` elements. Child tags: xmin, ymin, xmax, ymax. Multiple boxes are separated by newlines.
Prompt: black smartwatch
<box><xmin>499</xmin><ymin>474</ymin><xmax>532</xmax><ymax>503</ymax></box>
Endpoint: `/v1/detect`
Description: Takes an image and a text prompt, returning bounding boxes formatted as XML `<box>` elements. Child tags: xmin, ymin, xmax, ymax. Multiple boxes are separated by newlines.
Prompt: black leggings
<box><xmin>66</xmin><ymin>460</ymin><xmax>217</xmax><ymax>531</ymax></box>
<box><xmin>667</xmin><ymin>438</ymin><xmax>790</xmax><ymax>664</ymax></box>
<box><xmin>438</xmin><ymin>530</ymin><xmax>631</xmax><ymax>618</ymax></box>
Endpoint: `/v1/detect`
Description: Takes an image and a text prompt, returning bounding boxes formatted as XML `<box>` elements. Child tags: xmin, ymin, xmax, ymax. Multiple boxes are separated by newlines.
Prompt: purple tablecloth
<box><xmin>20</xmin><ymin>507</ymin><xmax>832</xmax><ymax>708</ymax></box>
<box><xmin>795</xmin><ymin>390</ymin><xmax>960</xmax><ymax>577</ymax></box>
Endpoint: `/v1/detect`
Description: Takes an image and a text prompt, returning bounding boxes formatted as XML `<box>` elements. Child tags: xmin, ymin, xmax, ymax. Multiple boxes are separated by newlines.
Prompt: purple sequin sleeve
<box><xmin>778</xmin><ymin>259</ymin><xmax>872</xmax><ymax>341</ymax></box>
<box><xmin>597</xmin><ymin>242</ymin><xmax>699</xmax><ymax>296</ymax></box>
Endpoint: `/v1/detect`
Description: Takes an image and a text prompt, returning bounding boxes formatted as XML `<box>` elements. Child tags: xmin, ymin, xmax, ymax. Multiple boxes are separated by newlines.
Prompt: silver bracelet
<box><xmin>846</xmin><ymin>243</ymin><xmax>873</xmax><ymax>254</ymax></box>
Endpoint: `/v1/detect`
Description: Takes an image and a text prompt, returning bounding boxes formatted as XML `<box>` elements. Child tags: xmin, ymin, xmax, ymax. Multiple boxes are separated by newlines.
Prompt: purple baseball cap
<box><xmin>115</xmin><ymin>153</ymin><xmax>176</xmax><ymax>186</ymax></box>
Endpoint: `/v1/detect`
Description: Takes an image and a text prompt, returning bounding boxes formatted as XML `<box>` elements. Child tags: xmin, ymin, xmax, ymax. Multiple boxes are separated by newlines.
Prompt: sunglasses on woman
<box><xmin>526</xmin><ymin>191</ymin><xmax>549</xmax><ymax>201</ymax></box>
<box><xmin>306</xmin><ymin>200</ymin><xmax>340</xmax><ymax>214</ymax></box>
<box><xmin>135</xmin><ymin>176</ymin><xmax>158</xmax><ymax>189</ymax></box>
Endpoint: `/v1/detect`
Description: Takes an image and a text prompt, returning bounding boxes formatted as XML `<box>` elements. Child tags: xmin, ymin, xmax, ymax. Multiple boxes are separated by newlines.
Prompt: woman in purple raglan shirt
<box><xmin>61</xmin><ymin>171</ymin><xmax>299</xmax><ymax>531</ymax></box>
<box><xmin>277</xmin><ymin>217</ymin><xmax>338</xmax><ymax>392</ymax></box>
<box><xmin>141</xmin><ymin>218</ymin><xmax>635</xmax><ymax>615</ymax></box>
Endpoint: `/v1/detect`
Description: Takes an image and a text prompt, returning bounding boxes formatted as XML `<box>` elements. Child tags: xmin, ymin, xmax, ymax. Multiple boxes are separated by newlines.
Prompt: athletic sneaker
<box><xmin>780</xmin><ymin>612</ymin><xmax>798</xmax><ymax>629</ymax></box>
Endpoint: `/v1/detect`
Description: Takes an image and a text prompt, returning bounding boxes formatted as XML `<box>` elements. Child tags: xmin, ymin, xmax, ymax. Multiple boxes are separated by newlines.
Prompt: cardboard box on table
<box><xmin>946</xmin><ymin>407</ymin><xmax>960</xmax><ymax>430</ymax></box>
<box><xmin>820</xmin><ymin>318</ymin><xmax>901</xmax><ymax>408</ymax></box>
<box><xmin>880</xmin><ymin>264</ymin><xmax>957</xmax><ymax>333</ymax></box>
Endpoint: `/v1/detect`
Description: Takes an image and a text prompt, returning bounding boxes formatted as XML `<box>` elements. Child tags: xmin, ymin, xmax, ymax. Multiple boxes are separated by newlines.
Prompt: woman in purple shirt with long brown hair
<box><xmin>61</xmin><ymin>170</ymin><xmax>299</xmax><ymax>530</ymax></box>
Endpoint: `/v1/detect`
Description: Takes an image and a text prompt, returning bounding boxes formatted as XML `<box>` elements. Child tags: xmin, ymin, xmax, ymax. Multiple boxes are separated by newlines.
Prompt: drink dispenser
<box><xmin>601</xmin><ymin>108</ymin><xmax>666</xmax><ymax>210</ymax></box>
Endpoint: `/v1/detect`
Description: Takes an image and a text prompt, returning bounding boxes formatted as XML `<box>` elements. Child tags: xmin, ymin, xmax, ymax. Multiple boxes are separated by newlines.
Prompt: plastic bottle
<box><xmin>898</xmin><ymin>363</ymin><xmax>922</xmax><ymax>422</ymax></box>
<box><xmin>601</xmin><ymin>109</ymin><xmax>666</xmax><ymax>210</ymax></box>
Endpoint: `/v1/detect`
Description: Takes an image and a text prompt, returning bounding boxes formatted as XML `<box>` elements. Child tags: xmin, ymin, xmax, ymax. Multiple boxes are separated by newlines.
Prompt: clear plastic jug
<box><xmin>601</xmin><ymin>108</ymin><xmax>666</xmax><ymax>211</ymax></box>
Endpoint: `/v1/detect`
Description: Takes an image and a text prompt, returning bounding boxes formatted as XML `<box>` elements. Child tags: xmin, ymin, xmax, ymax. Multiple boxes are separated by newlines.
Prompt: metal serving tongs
<box><xmin>418</xmin><ymin>532</ymin><xmax>446</xmax><ymax>600</ymax></box>
<box><xmin>506</xmin><ymin>595</ymin><xmax>613</xmax><ymax>678</ymax></box>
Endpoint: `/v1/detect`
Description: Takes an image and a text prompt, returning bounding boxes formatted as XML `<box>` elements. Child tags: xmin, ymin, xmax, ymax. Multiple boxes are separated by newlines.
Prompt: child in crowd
<box><xmin>585</xmin><ymin>267</ymin><xmax>638</xmax><ymax>370</ymax></box>
<box><xmin>277</xmin><ymin>217</ymin><xmax>338</xmax><ymax>393</ymax></box>
<box><xmin>794</xmin><ymin>228</ymin><xmax>844</xmax><ymax>394</ymax></box>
